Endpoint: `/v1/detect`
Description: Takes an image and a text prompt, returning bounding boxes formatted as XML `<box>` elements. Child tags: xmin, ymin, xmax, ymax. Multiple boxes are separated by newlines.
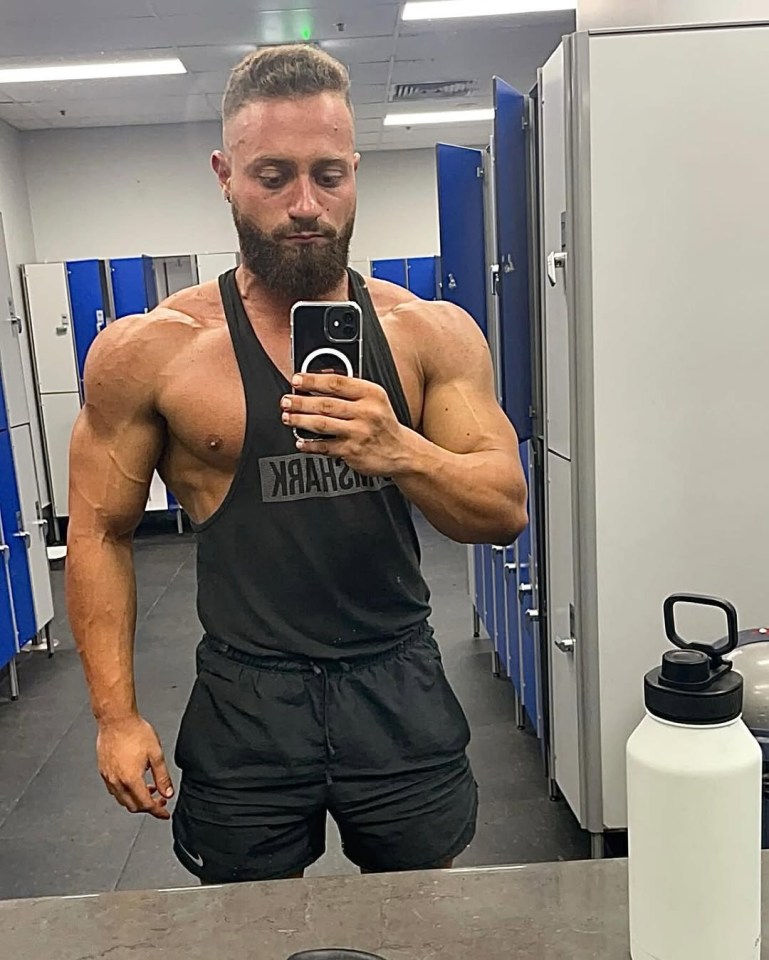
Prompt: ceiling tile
<box><xmin>0</xmin><ymin>72</ymin><xmax>212</xmax><ymax>104</ymax></box>
<box><xmin>3</xmin><ymin>0</ymin><xmax>155</xmax><ymax>21</ymax></box>
<box><xmin>29</xmin><ymin>93</ymin><xmax>213</xmax><ymax>121</ymax></box>
<box><xmin>157</xmin><ymin>4</ymin><xmax>399</xmax><ymax>48</ymax></box>
<box><xmin>351</xmin><ymin>83</ymin><xmax>389</xmax><ymax>106</ymax></box>
<box><xmin>348</xmin><ymin>62</ymin><xmax>392</xmax><ymax>85</ymax></box>
<box><xmin>321</xmin><ymin>36</ymin><xmax>396</xmax><ymax>63</ymax></box>
<box><xmin>176</xmin><ymin>45</ymin><xmax>258</xmax><ymax>73</ymax></box>
<box><xmin>149</xmin><ymin>0</ymin><xmax>399</xmax><ymax>15</ymax></box>
<box><xmin>0</xmin><ymin>19</ymin><xmax>170</xmax><ymax>58</ymax></box>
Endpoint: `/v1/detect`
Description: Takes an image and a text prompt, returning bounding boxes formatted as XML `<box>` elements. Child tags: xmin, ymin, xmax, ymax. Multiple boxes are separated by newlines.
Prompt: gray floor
<box><xmin>0</xmin><ymin>516</ymin><xmax>589</xmax><ymax>900</ymax></box>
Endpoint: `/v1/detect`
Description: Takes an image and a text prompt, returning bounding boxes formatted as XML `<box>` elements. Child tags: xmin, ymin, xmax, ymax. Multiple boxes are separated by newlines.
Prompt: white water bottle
<box><xmin>627</xmin><ymin>593</ymin><xmax>762</xmax><ymax>960</ymax></box>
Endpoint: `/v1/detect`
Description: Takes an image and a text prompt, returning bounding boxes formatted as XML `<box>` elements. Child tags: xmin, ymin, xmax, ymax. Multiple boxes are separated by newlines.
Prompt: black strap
<box><xmin>348</xmin><ymin>268</ymin><xmax>413</xmax><ymax>430</ymax></box>
<box><xmin>287</xmin><ymin>953</ymin><xmax>386</xmax><ymax>960</ymax></box>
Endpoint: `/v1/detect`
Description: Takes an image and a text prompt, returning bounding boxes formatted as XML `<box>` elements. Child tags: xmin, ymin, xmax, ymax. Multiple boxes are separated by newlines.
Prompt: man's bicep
<box><xmin>418</xmin><ymin>305</ymin><xmax>520</xmax><ymax>456</ymax></box>
<box><xmin>69</xmin><ymin>405</ymin><xmax>163</xmax><ymax>538</ymax></box>
<box><xmin>69</xmin><ymin>324</ymin><xmax>163</xmax><ymax>537</ymax></box>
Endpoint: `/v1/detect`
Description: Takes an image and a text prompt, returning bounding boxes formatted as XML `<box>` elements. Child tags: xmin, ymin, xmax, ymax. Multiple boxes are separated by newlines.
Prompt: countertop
<box><xmin>0</xmin><ymin>856</ymin><xmax>766</xmax><ymax>959</ymax></box>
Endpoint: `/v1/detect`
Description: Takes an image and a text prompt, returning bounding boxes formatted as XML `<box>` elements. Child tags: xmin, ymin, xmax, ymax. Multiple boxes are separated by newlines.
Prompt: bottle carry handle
<box><xmin>663</xmin><ymin>593</ymin><xmax>739</xmax><ymax>664</ymax></box>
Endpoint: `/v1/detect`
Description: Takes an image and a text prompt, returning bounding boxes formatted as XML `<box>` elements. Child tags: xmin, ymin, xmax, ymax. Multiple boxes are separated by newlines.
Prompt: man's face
<box><xmin>212</xmin><ymin>92</ymin><xmax>359</xmax><ymax>301</ymax></box>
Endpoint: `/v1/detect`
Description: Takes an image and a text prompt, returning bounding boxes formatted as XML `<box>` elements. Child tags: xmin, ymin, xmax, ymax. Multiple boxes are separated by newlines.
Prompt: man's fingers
<box><xmin>285</xmin><ymin>414</ymin><xmax>353</xmax><ymax>438</ymax></box>
<box><xmin>149</xmin><ymin>752</ymin><xmax>175</xmax><ymax>799</ymax></box>
<box><xmin>292</xmin><ymin>373</ymin><xmax>367</xmax><ymax>399</ymax></box>
<box><xmin>281</xmin><ymin>393</ymin><xmax>356</xmax><ymax>419</ymax></box>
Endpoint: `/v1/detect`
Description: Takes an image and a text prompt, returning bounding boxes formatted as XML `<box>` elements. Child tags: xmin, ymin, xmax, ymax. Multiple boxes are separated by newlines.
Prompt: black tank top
<box><xmin>193</xmin><ymin>268</ymin><xmax>432</xmax><ymax>660</ymax></box>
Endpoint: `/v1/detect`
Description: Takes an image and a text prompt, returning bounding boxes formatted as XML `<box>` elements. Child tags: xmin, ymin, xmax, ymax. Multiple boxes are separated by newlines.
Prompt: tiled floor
<box><xmin>0</xmin><ymin>515</ymin><xmax>589</xmax><ymax>900</ymax></box>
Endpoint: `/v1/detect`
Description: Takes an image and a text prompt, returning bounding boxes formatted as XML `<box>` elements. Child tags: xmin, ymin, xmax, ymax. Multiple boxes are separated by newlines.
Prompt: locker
<box><xmin>406</xmin><ymin>257</ymin><xmax>439</xmax><ymax>300</ymax></box>
<box><xmin>66</xmin><ymin>259</ymin><xmax>111</xmax><ymax>389</ymax></box>
<box><xmin>491</xmin><ymin>544</ymin><xmax>512</xmax><ymax>669</ymax></box>
<box><xmin>0</xmin><ymin>313</ymin><xmax>29</xmax><ymax>431</ymax></box>
<box><xmin>154</xmin><ymin>256</ymin><xmax>197</xmax><ymax>300</ymax></box>
<box><xmin>371</xmin><ymin>258</ymin><xmax>407</xmax><ymax>288</ymax></box>
<box><xmin>11</xmin><ymin>424</ymin><xmax>53</xmax><ymax>630</ymax></box>
<box><xmin>195</xmin><ymin>252</ymin><xmax>238</xmax><ymax>284</ymax></box>
<box><xmin>0</xmin><ymin>427</ymin><xmax>35</xmax><ymax>646</ymax></box>
<box><xmin>436</xmin><ymin>143</ymin><xmax>488</xmax><ymax>334</ymax></box>
<box><xmin>111</xmin><ymin>256</ymin><xmax>159</xmax><ymax>318</ymax></box>
<box><xmin>39</xmin><ymin>393</ymin><xmax>80</xmax><ymax>521</ymax></box>
<box><xmin>22</xmin><ymin>262</ymin><xmax>79</xmax><ymax>395</ymax></box>
<box><xmin>493</xmin><ymin>76</ymin><xmax>533</xmax><ymax>442</ymax></box>
<box><xmin>0</xmin><ymin>515</ymin><xmax>18</xmax><ymax>674</ymax></box>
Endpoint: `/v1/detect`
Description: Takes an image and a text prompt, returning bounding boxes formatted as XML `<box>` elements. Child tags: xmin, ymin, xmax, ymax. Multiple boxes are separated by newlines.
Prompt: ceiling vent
<box><xmin>389</xmin><ymin>79</ymin><xmax>478</xmax><ymax>102</ymax></box>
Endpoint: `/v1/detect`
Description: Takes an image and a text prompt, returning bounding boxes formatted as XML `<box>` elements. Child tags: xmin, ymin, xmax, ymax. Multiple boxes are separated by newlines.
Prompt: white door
<box><xmin>11</xmin><ymin>424</ymin><xmax>53</xmax><ymax>628</ymax></box>
<box><xmin>546</xmin><ymin>451</ymin><xmax>582</xmax><ymax>820</ymax></box>
<box><xmin>40</xmin><ymin>392</ymin><xmax>81</xmax><ymax>518</ymax></box>
<box><xmin>23</xmin><ymin>262</ymin><xmax>80</xmax><ymax>395</ymax></box>
<box><xmin>0</xmin><ymin>314</ymin><xmax>31</xmax><ymax>430</ymax></box>
<box><xmin>146</xmin><ymin>472</ymin><xmax>169</xmax><ymax>512</ymax></box>
<box><xmin>195</xmin><ymin>253</ymin><xmax>238</xmax><ymax>284</ymax></box>
<box><xmin>540</xmin><ymin>45</ymin><xmax>571</xmax><ymax>461</ymax></box>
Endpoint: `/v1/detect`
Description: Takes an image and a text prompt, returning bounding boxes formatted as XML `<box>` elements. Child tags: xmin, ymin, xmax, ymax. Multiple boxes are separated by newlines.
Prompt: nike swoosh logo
<box><xmin>177</xmin><ymin>840</ymin><xmax>204</xmax><ymax>868</ymax></box>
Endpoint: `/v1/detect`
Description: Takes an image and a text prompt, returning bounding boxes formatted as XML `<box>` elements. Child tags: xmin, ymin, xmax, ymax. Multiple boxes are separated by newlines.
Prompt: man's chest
<box><xmin>156</xmin><ymin>323</ymin><xmax>424</xmax><ymax>473</ymax></box>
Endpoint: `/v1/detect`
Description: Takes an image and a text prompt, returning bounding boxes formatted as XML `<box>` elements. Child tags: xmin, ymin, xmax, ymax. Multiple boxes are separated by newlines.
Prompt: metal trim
<box><xmin>583</xmin><ymin>20</ymin><xmax>769</xmax><ymax>37</ymax></box>
<box><xmin>483</xmin><ymin>138</ymin><xmax>503</xmax><ymax>404</ymax></box>
<box><xmin>564</xmin><ymin>31</ymin><xmax>604</xmax><ymax>836</ymax></box>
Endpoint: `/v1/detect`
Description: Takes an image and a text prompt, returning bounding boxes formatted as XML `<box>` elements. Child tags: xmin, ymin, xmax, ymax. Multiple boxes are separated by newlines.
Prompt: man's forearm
<box><xmin>392</xmin><ymin>429</ymin><xmax>528</xmax><ymax>545</ymax></box>
<box><xmin>66</xmin><ymin>533</ymin><xmax>138</xmax><ymax>724</ymax></box>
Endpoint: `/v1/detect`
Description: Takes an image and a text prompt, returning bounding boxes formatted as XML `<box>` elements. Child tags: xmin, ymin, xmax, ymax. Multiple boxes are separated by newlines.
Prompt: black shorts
<box><xmin>172</xmin><ymin>623</ymin><xmax>477</xmax><ymax>883</ymax></box>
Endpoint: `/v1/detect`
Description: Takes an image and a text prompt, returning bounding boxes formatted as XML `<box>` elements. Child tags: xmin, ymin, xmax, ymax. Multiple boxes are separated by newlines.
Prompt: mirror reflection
<box><xmin>1</xmin><ymin>2</ymin><xmax>768</xmax><ymax>958</ymax></box>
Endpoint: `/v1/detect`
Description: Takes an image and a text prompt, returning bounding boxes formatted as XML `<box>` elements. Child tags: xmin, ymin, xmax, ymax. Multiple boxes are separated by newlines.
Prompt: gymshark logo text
<box><xmin>259</xmin><ymin>454</ymin><xmax>394</xmax><ymax>503</ymax></box>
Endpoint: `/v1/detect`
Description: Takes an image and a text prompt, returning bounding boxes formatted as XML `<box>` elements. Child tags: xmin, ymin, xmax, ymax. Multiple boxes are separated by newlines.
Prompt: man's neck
<box><xmin>235</xmin><ymin>265</ymin><xmax>350</xmax><ymax>332</ymax></box>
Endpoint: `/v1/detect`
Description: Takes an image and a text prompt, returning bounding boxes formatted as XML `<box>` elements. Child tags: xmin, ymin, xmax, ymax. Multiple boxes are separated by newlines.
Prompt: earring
<box><xmin>225</xmin><ymin>193</ymin><xmax>232</xmax><ymax>204</ymax></box>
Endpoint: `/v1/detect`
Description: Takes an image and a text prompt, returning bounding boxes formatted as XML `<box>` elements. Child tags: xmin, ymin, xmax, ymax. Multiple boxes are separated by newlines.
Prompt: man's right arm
<box><xmin>67</xmin><ymin>317</ymin><xmax>173</xmax><ymax>819</ymax></box>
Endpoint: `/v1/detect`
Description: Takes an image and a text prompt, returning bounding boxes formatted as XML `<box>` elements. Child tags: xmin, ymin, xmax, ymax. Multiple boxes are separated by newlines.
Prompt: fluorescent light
<box><xmin>0</xmin><ymin>58</ymin><xmax>186</xmax><ymax>83</ymax></box>
<box><xmin>403</xmin><ymin>0</ymin><xmax>576</xmax><ymax>20</ymax></box>
<box><xmin>384</xmin><ymin>108</ymin><xmax>494</xmax><ymax>126</ymax></box>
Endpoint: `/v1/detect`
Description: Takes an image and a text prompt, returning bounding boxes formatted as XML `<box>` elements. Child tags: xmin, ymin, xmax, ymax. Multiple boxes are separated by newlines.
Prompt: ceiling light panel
<box><xmin>384</xmin><ymin>108</ymin><xmax>494</xmax><ymax>125</ymax></box>
<box><xmin>403</xmin><ymin>0</ymin><xmax>576</xmax><ymax>20</ymax></box>
<box><xmin>0</xmin><ymin>59</ymin><xmax>186</xmax><ymax>83</ymax></box>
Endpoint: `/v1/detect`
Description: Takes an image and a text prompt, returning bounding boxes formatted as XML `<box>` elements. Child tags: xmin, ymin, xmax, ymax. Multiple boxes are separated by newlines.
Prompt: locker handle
<box><xmin>95</xmin><ymin>309</ymin><xmax>106</xmax><ymax>332</ymax></box>
<box><xmin>555</xmin><ymin>635</ymin><xmax>576</xmax><ymax>654</ymax></box>
<box><xmin>491</xmin><ymin>545</ymin><xmax>505</xmax><ymax>554</ymax></box>
<box><xmin>14</xmin><ymin>530</ymin><xmax>31</xmax><ymax>547</ymax></box>
<box><xmin>518</xmin><ymin>582</ymin><xmax>533</xmax><ymax>597</ymax></box>
<box><xmin>8</xmin><ymin>314</ymin><xmax>22</xmax><ymax>334</ymax></box>
<box><xmin>33</xmin><ymin>518</ymin><xmax>49</xmax><ymax>536</ymax></box>
<box><xmin>546</xmin><ymin>251</ymin><xmax>567</xmax><ymax>287</ymax></box>
<box><xmin>526</xmin><ymin>608</ymin><xmax>541</xmax><ymax>622</ymax></box>
<box><xmin>447</xmin><ymin>272</ymin><xmax>457</xmax><ymax>290</ymax></box>
<box><xmin>0</xmin><ymin>543</ymin><xmax>8</xmax><ymax>555</ymax></box>
<box><xmin>504</xmin><ymin>562</ymin><xmax>518</xmax><ymax>575</ymax></box>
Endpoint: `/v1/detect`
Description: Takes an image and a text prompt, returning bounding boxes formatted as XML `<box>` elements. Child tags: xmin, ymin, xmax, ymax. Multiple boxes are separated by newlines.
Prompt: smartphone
<box><xmin>290</xmin><ymin>300</ymin><xmax>364</xmax><ymax>441</ymax></box>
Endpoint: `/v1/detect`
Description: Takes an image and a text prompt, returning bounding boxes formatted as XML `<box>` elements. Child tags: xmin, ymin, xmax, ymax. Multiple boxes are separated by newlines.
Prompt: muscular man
<box><xmin>67</xmin><ymin>45</ymin><xmax>527</xmax><ymax>884</ymax></box>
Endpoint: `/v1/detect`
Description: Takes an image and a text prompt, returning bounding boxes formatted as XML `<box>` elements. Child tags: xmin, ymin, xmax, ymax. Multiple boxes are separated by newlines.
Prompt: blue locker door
<box><xmin>143</xmin><ymin>255</ymin><xmax>159</xmax><ymax>310</ymax></box>
<box><xmin>517</xmin><ymin>443</ymin><xmax>540</xmax><ymax>732</ymax></box>
<box><xmin>494</xmin><ymin>77</ymin><xmax>533</xmax><ymax>442</ymax></box>
<box><xmin>406</xmin><ymin>257</ymin><xmax>438</xmax><ymax>300</ymax></box>
<box><xmin>67</xmin><ymin>259</ymin><xmax>108</xmax><ymax>389</ymax></box>
<box><xmin>0</xmin><ymin>427</ymin><xmax>35</xmax><ymax>646</ymax></box>
<box><xmin>492</xmin><ymin>545</ymin><xmax>514</xmax><ymax>673</ymax></box>
<box><xmin>505</xmin><ymin>555</ymin><xmax>522</xmax><ymax>699</ymax></box>
<box><xmin>111</xmin><ymin>258</ymin><xmax>151</xmax><ymax>318</ymax></box>
<box><xmin>482</xmin><ymin>544</ymin><xmax>494</xmax><ymax>638</ymax></box>
<box><xmin>436</xmin><ymin>143</ymin><xmax>487</xmax><ymax>334</ymax></box>
<box><xmin>0</xmin><ymin>538</ymin><xmax>17</xmax><ymax>671</ymax></box>
<box><xmin>371</xmin><ymin>258</ymin><xmax>408</xmax><ymax>288</ymax></box>
<box><xmin>473</xmin><ymin>543</ymin><xmax>485</xmax><ymax>623</ymax></box>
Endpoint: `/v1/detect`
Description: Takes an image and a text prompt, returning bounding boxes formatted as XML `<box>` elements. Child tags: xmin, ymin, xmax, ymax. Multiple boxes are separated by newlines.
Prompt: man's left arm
<box><xmin>283</xmin><ymin>301</ymin><xmax>528</xmax><ymax>545</ymax></box>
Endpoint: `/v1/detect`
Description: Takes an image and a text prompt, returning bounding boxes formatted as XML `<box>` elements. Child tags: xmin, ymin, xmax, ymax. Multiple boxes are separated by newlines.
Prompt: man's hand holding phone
<box><xmin>281</xmin><ymin>373</ymin><xmax>412</xmax><ymax>478</ymax></box>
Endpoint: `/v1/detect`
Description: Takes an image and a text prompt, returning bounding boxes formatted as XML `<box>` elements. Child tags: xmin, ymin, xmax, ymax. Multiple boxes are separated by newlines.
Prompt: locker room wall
<box><xmin>22</xmin><ymin>122</ymin><xmax>442</xmax><ymax>269</ymax></box>
<box><xmin>0</xmin><ymin>118</ymin><xmax>51</xmax><ymax>507</ymax></box>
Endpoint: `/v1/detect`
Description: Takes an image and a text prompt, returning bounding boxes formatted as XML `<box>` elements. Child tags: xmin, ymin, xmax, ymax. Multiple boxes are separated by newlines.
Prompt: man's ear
<box><xmin>211</xmin><ymin>150</ymin><xmax>232</xmax><ymax>200</ymax></box>
<box><xmin>353</xmin><ymin>151</ymin><xmax>361</xmax><ymax>172</ymax></box>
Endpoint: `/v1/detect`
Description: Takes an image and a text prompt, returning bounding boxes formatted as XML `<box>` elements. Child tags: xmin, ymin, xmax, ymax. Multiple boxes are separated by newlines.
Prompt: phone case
<box><xmin>290</xmin><ymin>300</ymin><xmax>363</xmax><ymax>441</ymax></box>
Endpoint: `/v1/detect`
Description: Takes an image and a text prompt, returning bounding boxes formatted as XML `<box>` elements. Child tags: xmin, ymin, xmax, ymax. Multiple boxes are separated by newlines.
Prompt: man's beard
<box><xmin>232</xmin><ymin>202</ymin><xmax>355</xmax><ymax>300</ymax></box>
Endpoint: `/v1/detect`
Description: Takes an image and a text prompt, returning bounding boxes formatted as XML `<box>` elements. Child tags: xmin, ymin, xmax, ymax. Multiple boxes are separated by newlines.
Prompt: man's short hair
<box><xmin>222</xmin><ymin>44</ymin><xmax>353</xmax><ymax>121</ymax></box>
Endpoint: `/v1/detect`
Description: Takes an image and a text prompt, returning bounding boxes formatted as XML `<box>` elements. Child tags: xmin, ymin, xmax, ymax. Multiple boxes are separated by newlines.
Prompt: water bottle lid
<box><xmin>646</xmin><ymin>594</ymin><xmax>744</xmax><ymax>724</ymax></box>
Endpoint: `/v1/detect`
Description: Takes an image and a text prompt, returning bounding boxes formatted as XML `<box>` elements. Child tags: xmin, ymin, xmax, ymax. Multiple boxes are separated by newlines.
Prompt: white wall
<box><xmin>22</xmin><ymin>122</ymin><xmax>441</xmax><ymax>268</ymax></box>
<box><xmin>0</xmin><ymin>118</ymin><xmax>50</xmax><ymax>505</ymax></box>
